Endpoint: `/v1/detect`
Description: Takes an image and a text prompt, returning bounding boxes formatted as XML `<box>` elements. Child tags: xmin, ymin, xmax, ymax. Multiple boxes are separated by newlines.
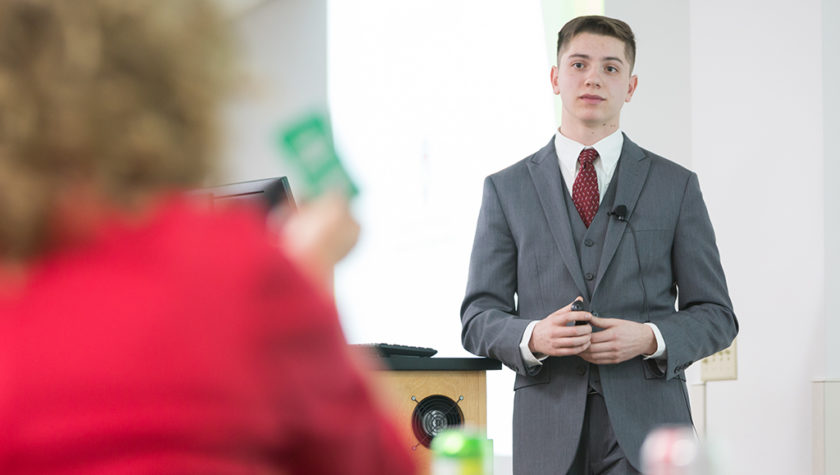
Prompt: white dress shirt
<box><xmin>518</xmin><ymin>128</ymin><xmax>666</xmax><ymax>367</ymax></box>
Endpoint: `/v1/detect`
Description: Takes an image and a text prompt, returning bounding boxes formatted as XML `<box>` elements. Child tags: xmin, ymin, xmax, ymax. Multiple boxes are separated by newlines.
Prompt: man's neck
<box><xmin>558</xmin><ymin>121</ymin><xmax>620</xmax><ymax>146</ymax></box>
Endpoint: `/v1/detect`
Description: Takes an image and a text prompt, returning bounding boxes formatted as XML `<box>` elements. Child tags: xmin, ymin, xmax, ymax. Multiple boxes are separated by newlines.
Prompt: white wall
<box><xmin>221</xmin><ymin>0</ymin><xmax>327</xmax><ymax>187</ymax></box>
<box><xmin>823</xmin><ymin>0</ymin><xmax>840</xmax><ymax>380</ymax></box>
<box><xmin>688</xmin><ymin>1</ymin><xmax>824</xmax><ymax>473</ymax></box>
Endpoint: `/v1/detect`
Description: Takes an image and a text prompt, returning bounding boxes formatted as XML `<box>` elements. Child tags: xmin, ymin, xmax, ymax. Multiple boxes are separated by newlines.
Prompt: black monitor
<box><xmin>198</xmin><ymin>176</ymin><xmax>296</xmax><ymax>214</ymax></box>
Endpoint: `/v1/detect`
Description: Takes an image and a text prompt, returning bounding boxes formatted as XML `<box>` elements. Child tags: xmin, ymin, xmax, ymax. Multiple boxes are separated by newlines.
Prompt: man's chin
<box><xmin>577</xmin><ymin>117</ymin><xmax>609</xmax><ymax>129</ymax></box>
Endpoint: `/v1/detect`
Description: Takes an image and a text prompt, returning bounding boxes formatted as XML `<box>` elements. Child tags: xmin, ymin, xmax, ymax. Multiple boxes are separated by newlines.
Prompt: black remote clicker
<box><xmin>571</xmin><ymin>300</ymin><xmax>588</xmax><ymax>325</ymax></box>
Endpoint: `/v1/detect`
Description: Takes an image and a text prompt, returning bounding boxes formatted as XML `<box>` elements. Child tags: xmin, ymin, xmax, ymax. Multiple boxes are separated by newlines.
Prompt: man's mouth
<box><xmin>579</xmin><ymin>94</ymin><xmax>605</xmax><ymax>104</ymax></box>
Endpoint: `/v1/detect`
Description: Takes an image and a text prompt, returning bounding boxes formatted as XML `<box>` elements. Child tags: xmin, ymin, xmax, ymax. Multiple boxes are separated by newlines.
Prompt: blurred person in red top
<box><xmin>0</xmin><ymin>1</ymin><xmax>415</xmax><ymax>473</ymax></box>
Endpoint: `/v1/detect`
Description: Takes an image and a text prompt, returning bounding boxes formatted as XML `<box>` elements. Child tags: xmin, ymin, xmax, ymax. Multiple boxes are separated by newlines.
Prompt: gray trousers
<box><xmin>567</xmin><ymin>390</ymin><xmax>642</xmax><ymax>475</ymax></box>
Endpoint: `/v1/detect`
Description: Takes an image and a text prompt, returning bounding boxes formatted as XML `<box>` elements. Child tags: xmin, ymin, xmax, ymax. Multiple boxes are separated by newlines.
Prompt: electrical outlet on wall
<box><xmin>700</xmin><ymin>339</ymin><xmax>737</xmax><ymax>381</ymax></box>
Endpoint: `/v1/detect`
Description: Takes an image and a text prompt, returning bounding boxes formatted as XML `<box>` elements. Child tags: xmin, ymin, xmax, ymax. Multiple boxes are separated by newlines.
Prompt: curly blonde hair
<box><xmin>0</xmin><ymin>0</ymin><xmax>231</xmax><ymax>260</ymax></box>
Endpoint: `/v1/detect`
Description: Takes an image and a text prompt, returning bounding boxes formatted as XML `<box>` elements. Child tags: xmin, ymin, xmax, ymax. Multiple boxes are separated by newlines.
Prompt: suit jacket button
<box><xmin>576</xmin><ymin>365</ymin><xmax>587</xmax><ymax>375</ymax></box>
<box><xmin>584</xmin><ymin>239</ymin><xmax>594</xmax><ymax>247</ymax></box>
<box><xmin>585</xmin><ymin>273</ymin><xmax>594</xmax><ymax>281</ymax></box>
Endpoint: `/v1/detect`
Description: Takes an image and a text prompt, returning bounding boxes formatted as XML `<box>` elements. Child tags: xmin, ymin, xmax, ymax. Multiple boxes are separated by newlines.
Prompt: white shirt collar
<box><xmin>553</xmin><ymin>128</ymin><xmax>624</xmax><ymax>200</ymax></box>
<box><xmin>554</xmin><ymin>128</ymin><xmax>624</xmax><ymax>174</ymax></box>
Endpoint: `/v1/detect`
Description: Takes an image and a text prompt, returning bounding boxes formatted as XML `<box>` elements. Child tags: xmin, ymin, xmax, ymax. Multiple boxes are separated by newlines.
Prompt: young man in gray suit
<box><xmin>460</xmin><ymin>15</ymin><xmax>738</xmax><ymax>474</ymax></box>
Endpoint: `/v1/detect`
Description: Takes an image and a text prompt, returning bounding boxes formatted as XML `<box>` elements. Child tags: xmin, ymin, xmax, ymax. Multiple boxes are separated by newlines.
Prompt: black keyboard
<box><xmin>357</xmin><ymin>343</ymin><xmax>437</xmax><ymax>358</ymax></box>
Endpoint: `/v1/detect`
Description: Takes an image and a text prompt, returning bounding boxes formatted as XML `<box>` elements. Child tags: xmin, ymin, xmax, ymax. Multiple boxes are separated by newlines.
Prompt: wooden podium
<box><xmin>374</xmin><ymin>356</ymin><xmax>501</xmax><ymax>474</ymax></box>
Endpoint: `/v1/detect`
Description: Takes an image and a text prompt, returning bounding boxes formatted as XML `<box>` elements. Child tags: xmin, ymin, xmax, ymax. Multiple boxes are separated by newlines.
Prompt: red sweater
<box><xmin>0</xmin><ymin>197</ymin><xmax>414</xmax><ymax>474</ymax></box>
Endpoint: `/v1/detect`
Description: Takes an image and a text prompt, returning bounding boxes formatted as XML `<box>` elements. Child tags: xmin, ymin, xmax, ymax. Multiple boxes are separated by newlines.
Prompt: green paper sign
<box><xmin>277</xmin><ymin>113</ymin><xmax>359</xmax><ymax>200</ymax></box>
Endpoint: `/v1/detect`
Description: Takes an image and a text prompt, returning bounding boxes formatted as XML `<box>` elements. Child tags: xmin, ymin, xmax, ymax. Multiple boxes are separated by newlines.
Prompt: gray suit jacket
<box><xmin>460</xmin><ymin>135</ymin><xmax>738</xmax><ymax>473</ymax></box>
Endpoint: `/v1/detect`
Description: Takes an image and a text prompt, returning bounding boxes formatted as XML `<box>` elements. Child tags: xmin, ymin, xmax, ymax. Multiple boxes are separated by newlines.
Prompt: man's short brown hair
<box><xmin>556</xmin><ymin>15</ymin><xmax>636</xmax><ymax>70</ymax></box>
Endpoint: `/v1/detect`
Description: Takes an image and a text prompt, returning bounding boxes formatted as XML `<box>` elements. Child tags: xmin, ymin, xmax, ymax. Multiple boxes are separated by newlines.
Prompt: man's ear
<box><xmin>625</xmin><ymin>74</ymin><xmax>638</xmax><ymax>103</ymax></box>
<box><xmin>550</xmin><ymin>66</ymin><xmax>561</xmax><ymax>95</ymax></box>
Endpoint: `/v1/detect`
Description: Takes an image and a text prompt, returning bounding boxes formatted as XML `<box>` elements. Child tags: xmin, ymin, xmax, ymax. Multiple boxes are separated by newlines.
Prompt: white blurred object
<box><xmin>641</xmin><ymin>426</ymin><xmax>712</xmax><ymax>475</ymax></box>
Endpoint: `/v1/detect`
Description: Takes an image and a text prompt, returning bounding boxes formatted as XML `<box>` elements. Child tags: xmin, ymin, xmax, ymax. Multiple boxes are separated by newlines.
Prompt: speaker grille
<box><xmin>411</xmin><ymin>395</ymin><xmax>464</xmax><ymax>448</ymax></box>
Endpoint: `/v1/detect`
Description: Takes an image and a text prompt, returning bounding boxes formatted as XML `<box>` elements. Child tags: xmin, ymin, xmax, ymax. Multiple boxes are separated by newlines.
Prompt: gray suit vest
<box><xmin>559</xmin><ymin>163</ymin><xmax>620</xmax><ymax>393</ymax></box>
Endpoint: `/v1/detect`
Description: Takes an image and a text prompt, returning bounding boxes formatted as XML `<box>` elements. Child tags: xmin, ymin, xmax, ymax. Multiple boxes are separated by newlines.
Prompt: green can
<box><xmin>430</xmin><ymin>428</ymin><xmax>493</xmax><ymax>475</ymax></box>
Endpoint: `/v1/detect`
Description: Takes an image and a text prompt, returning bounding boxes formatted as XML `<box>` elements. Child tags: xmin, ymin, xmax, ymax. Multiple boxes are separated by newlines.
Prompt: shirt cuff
<box><xmin>643</xmin><ymin>322</ymin><xmax>666</xmax><ymax>359</ymax></box>
<box><xmin>520</xmin><ymin>320</ymin><xmax>549</xmax><ymax>367</ymax></box>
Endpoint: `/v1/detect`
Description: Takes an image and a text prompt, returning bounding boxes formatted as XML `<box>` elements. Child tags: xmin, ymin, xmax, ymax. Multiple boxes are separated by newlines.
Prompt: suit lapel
<box><xmin>593</xmin><ymin>134</ymin><xmax>650</xmax><ymax>292</ymax></box>
<box><xmin>527</xmin><ymin>138</ymin><xmax>589</xmax><ymax>299</ymax></box>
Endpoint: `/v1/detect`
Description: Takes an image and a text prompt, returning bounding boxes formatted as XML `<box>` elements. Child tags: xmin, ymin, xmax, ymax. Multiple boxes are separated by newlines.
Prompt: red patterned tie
<box><xmin>572</xmin><ymin>148</ymin><xmax>599</xmax><ymax>227</ymax></box>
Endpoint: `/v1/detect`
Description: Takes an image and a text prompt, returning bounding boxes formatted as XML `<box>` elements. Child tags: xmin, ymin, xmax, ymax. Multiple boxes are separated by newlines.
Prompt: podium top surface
<box><xmin>377</xmin><ymin>356</ymin><xmax>502</xmax><ymax>371</ymax></box>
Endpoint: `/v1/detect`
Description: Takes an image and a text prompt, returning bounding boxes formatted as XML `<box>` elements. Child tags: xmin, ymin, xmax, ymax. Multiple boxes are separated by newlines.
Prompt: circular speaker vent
<box><xmin>411</xmin><ymin>395</ymin><xmax>464</xmax><ymax>448</ymax></box>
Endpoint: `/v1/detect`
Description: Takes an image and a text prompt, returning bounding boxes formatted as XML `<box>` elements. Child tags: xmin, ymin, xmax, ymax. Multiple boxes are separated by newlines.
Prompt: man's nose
<box><xmin>584</xmin><ymin>70</ymin><xmax>602</xmax><ymax>87</ymax></box>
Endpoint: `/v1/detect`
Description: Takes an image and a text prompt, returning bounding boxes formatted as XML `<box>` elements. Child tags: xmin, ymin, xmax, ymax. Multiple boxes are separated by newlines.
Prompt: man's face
<box><xmin>551</xmin><ymin>32</ymin><xmax>637</xmax><ymax>131</ymax></box>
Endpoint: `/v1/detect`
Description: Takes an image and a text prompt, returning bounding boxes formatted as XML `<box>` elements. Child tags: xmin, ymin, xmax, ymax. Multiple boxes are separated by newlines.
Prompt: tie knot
<box><xmin>578</xmin><ymin>148</ymin><xmax>598</xmax><ymax>167</ymax></box>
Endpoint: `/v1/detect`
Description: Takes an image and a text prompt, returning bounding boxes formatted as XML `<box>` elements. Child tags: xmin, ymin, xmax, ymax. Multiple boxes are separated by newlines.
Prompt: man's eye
<box><xmin>605</xmin><ymin>66</ymin><xmax>618</xmax><ymax>73</ymax></box>
<box><xmin>572</xmin><ymin>62</ymin><xmax>584</xmax><ymax>69</ymax></box>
